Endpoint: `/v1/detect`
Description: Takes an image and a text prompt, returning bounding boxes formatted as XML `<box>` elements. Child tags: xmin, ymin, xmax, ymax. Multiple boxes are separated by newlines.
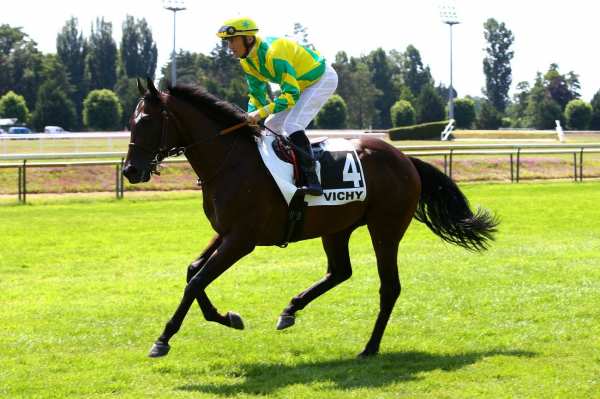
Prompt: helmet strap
<box><xmin>241</xmin><ymin>36</ymin><xmax>255</xmax><ymax>59</ymax></box>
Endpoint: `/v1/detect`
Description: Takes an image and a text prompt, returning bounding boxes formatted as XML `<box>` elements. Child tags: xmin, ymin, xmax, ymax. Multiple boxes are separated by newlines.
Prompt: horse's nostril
<box><xmin>123</xmin><ymin>164</ymin><xmax>136</xmax><ymax>177</ymax></box>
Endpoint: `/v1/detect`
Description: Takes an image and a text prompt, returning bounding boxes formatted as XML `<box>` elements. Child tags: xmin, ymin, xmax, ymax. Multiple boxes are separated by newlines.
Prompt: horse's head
<box><xmin>123</xmin><ymin>78</ymin><xmax>181</xmax><ymax>184</ymax></box>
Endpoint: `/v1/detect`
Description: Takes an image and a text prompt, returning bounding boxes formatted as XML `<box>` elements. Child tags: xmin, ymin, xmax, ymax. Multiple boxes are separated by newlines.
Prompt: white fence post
<box><xmin>441</xmin><ymin>119</ymin><xmax>455</xmax><ymax>141</ymax></box>
<box><xmin>555</xmin><ymin>120</ymin><xmax>565</xmax><ymax>142</ymax></box>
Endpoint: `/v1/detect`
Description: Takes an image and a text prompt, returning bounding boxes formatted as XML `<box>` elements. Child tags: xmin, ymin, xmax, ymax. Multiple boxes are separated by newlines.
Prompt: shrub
<box><xmin>315</xmin><ymin>94</ymin><xmax>347</xmax><ymax>128</ymax></box>
<box><xmin>416</xmin><ymin>85</ymin><xmax>445</xmax><ymax>123</ymax></box>
<box><xmin>590</xmin><ymin>90</ymin><xmax>600</xmax><ymax>130</ymax></box>
<box><xmin>476</xmin><ymin>100</ymin><xmax>502</xmax><ymax>129</ymax></box>
<box><xmin>453</xmin><ymin>97</ymin><xmax>476</xmax><ymax>128</ymax></box>
<box><xmin>0</xmin><ymin>91</ymin><xmax>31</xmax><ymax>124</ymax></box>
<box><xmin>565</xmin><ymin>99</ymin><xmax>592</xmax><ymax>130</ymax></box>
<box><xmin>388</xmin><ymin>120</ymin><xmax>450</xmax><ymax>140</ymax></box>
<box><xmin>83</xmin><ymin>89</ymin><xmax>123</xmax><ymax>131</ymax></box>
<box><xmin>390</xmin><ymin>100</ymin><xmax>416</xmax><ymax>127</ymax></box>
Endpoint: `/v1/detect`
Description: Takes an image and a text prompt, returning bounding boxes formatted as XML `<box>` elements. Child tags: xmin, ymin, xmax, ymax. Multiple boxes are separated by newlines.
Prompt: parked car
<box><xmin>8</xmin><ymin>126</ymin><xmax>32</xmax><ymax>134</ymax></box>
<box><xmin>44</xmin><ymin>126</ymin><xmax>68</xmax><ymax>133</ymax></box>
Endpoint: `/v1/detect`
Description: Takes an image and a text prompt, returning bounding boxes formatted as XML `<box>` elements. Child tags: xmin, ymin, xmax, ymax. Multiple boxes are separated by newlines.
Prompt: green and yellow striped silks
<box><xmin>240</xmin><ymin>36</ymin><xmax>326</xmax><ymax>118</ymax></box>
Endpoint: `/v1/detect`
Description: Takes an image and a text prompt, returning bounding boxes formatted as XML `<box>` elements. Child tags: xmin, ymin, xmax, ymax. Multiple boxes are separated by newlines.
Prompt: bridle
<box><xmin>129</xmin><ymin>97</ymin><xmax>253</xmax><ymax>178</ymax></box>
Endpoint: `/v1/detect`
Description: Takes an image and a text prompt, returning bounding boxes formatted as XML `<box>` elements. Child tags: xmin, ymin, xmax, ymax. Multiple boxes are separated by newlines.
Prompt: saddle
<box><xmin>271</xmin><ymin>135</ymin><xmax>326</xmax><ymax>187</ymax></box>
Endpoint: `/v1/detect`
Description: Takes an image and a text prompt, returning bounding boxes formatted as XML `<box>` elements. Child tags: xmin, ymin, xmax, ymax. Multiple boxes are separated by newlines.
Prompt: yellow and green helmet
<box><xmin>217</xmin><ymin>17</ymin><xmax>259</xmax><ymax>39</ymax></box>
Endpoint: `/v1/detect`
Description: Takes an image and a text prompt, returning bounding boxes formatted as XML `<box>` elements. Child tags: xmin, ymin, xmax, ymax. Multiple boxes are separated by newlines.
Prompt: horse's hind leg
<box><xmin>276</xmin><ymin>227</ymin><xmax>354</xmax><ymax>330</ymax></box>
<box><xmin>360</xmin><ymin>212</ymin><xmax>413</xmax><ymax>357</ymax></box>
<box><xmin>187</xmin><ymin>234</ymin><xmax>243</xmax><ymax>330</ymax></box>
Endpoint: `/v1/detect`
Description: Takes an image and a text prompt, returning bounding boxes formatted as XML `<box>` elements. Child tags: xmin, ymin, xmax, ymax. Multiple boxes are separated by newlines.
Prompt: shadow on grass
<box><xmin>175</xmin><ymin>349</ymin><xmax>535</xmax><ymax>396</ymax></box>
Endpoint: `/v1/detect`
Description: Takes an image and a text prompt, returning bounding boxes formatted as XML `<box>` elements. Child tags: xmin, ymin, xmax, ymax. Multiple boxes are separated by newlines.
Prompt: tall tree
<box><xmin>367</xmin><ymin>48</ymin><xmax>399</xmax><ymax>128</ymax></box>
<box><xmin>86</xmin><ymin>18</ymin><xmax>117</xmax><ymax>90</ymax></box>
<box><xmin>544</xmin><ymin>63</ymin><xmax>580</xmax><ymax>110</ymax></box>
<box><xmin>56</xmin><ymin>17</ymin><xmax>88</xmax><ymax>128</ymax></box>
<box><xmin>31</xmin><ymin>55</ymin><xmax>77</xmax><ymax>130</ymax></box>
<box><xmin>120</xmin><ymin>16</ymin><xmax>158</xmax><ymax>78</ymax></box>
<box><xmin>287</xmin><ymin>22</ymin><xmax>314</xmax><ymax>50</ymax></box>
<box><xmin>0</xmin><ymin>24</ymin><xmax>43</xmax><ymax>110</ymax></box>
<box><xmin>525</xmin><ymin>73</ymin><xmax>562</xmax><ymax>129</ymax></box>
<box><xmin>590</xmin><ymin>90</ymin><xmax>600</xmax><ymax>130</ymax></box>
<box><xmin>399</xmin><ymin>45</ymin><xmax>433</xmax><ymax>98</ymax></box>
<box><xmin>416</xmin><ymin>84</ymin><xmax>445</xmax><ymax>123</ymax></box>
<box><xmin>507</xmin><ymin>81</ymin><xmax>530</xmax><ymax>127</ymax></box>
<box><xmin>482</xmin><ymin>18</ymin><xmax>514</xmax><ymax>113</ymax></box>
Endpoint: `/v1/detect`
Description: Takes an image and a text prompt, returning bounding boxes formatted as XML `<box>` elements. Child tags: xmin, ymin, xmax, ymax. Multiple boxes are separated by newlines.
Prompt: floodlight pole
<box><xmin>164</xmin><ymin>1</ymin><xmax>186</xmax><ymax>84</ymax></box>
<box><xmin>446</xmin><ymin>20</ymin><xmax>458</xmax><ymax>119</ymax></box>
<box><xmin>440</xmin><ymin>3</ymin><xmax>460</xmax><ymax>120</ymax></box>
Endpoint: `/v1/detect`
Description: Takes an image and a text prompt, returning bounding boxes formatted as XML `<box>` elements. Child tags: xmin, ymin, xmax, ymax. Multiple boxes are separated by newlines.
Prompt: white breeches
<box><xmin>264</xmin><ymin>64</ymin><xmax>338</xmax><ymax>136</ymax></box>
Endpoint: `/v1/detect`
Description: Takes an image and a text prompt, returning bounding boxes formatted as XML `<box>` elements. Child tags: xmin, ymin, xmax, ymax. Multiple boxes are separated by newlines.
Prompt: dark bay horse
<box><xmin>123</xmin><ymin>78</ymin><xmax>498</xmax><ymax>358</ymax></box>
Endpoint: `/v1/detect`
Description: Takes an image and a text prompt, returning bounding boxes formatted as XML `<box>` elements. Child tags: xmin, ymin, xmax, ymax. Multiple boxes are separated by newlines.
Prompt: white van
<box><xmin>44</xmin><ymin>126</ymin><xmax>68</xmax><ymax>133</ymax></box>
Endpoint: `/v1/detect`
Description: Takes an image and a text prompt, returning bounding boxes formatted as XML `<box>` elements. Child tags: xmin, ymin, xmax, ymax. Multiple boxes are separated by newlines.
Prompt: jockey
<box><xmin>217</xmin><ymin>17</ymin><xmax>338</xmax><ymax>196</ymax></box>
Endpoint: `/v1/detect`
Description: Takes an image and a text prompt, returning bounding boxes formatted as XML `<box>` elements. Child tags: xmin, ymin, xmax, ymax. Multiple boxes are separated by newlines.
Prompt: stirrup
<box><xmin>302</xmin><ymin>183</ymin><xmax>323</xmax><ymax>196</ymax></box>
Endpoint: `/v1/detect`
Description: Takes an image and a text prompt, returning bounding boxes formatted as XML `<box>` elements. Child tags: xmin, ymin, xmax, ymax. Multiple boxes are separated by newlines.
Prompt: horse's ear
<box><xmin>146</xmin><ymin>77</ymin><xmax>159</xmax><ymax>97</ymax></box>
<box><xmin>136</xmin><ymin>78</ymin><xmax>146</xmax><ymax>96</ymax></box>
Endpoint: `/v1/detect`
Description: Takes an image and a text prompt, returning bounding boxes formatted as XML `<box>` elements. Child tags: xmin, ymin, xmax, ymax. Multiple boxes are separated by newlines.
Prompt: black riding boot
<box><xmin>289</xmin><ymin>130</ymin><xmax>323</xmax><ymax>196</ymax></box>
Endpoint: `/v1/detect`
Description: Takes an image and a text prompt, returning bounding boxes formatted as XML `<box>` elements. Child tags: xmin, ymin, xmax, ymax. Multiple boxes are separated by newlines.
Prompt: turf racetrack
<box><xmin>1</xmin><ymin>183</ymin><xmax>599</xmax><ymax>398</ymax></box>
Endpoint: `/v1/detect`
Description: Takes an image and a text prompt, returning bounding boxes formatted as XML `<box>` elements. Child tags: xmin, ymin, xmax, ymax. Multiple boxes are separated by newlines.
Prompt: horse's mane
<box><xmin>166</xmin><ymin>83</ymin><xmax>260</xmax><ymax>137</ymax></box>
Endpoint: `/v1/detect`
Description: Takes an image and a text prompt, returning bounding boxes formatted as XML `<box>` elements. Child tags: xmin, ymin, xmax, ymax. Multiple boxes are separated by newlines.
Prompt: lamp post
<box><xmin>163</xmin><ymin>0</ymin><xmax>186</xmax><ymax>84</ymax></box>
<box><xmin>439</xmin><ymin>3</ymin><xmax>460</xmax><ymax>120</ymax></box>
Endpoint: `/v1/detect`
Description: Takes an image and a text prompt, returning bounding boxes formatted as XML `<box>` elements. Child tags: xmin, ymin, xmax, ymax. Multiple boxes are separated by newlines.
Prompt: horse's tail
<box><xmin>409</xmin><ymin>156</ymin><xmax>499</xmax><ymax>251</ymax></box>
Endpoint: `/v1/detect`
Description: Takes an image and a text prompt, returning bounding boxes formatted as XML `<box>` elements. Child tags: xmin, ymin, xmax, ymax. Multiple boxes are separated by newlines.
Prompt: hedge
<box><xmin>388</xmin><ymin>120</ymin><xmax>450</xmax><ymax>140</ymax></box>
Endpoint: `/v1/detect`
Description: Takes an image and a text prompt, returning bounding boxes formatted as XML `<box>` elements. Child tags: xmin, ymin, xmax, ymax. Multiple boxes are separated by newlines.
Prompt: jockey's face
<box><xmin>226</xmin><ymin>36</ymin><xmax>253</xmax><ymax>58</ymax></box>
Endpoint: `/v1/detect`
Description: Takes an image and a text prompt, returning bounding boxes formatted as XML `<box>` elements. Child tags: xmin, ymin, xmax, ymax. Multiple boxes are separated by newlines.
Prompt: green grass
<box><xmin>1</xmin><ymin>183</ymin><xmax>600</xmax><ymax>398</ymax></box>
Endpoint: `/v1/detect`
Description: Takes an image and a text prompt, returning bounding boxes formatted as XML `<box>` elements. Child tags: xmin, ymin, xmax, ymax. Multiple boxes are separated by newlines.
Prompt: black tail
<box><xmin>409</xmin><ymin>157</ymin><xmax>499</xmax><ymax>251</ymax></box>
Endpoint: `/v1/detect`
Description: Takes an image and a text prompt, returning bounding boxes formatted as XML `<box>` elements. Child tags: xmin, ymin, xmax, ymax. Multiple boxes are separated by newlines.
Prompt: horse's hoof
<box><xmin>357</xmin><ymin>348</ymin><xmax>378</xmax><ymax>359</ymax></box>
<box><xmin>148</xmin><ymin>341</ymin><xmax>170</xmax><ymax>358</ymax></box>
<box><xmin>227</xmin><ymin>311</ymin><xmax>245</xmax><ymax>330</ymax></box>
<box><xmin>276</xmin><ymin>315</ymin><xmax>295</xmax><ymax>330</ymax></box>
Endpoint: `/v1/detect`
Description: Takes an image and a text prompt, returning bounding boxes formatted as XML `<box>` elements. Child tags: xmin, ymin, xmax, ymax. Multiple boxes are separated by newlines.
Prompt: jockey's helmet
<box><xmin>217</xmin><ymin>17</ymin><xmax>259</xmax><ymax>39</ymax></box>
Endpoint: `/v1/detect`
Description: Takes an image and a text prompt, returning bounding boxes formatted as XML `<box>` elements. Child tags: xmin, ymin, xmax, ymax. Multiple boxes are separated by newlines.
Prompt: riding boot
<box><xmin>289</xmin><ymin>130</ymin><xmax>323</xmax><ymax>196</ymax></box>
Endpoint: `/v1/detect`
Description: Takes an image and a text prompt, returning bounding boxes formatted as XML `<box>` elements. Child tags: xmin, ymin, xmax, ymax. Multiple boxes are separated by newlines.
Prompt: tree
<box><xmin>0</xmin><ymin>91</ymin><xmax>30</xmax><ymax>123</ymax></box>
<box><xmin>416</xmin><ymin>84</ymin><xmax>445</xmax><ymax>123</ymax></box>
<box><xmin>56</xmin><ymin>17</ymin><xmax>88</xmax><ymax>128</ymax></box>
<box><xmin>31</xmin><ymin>55</ymin><xmax>77</xmax><ymax>131</ymax></box>
<box><xmin>453</xmin><ymin>97</ymin><xmax>476</xmax><ymax>128</ymax></box>
<box><xmin>82</xmin><ymin>89</ymin><xmax>122</xmax><ymax>130</ymax></box>
<box><xmin>0</xmin><ymin>24</ymin><xmax>43</xmax><ymax>110</ymax></box>
<box><xmin>85</xmin><ymin>18</ymin><xmax>117</xmax><ymax>90</ymax></box>
<box><xmin>506</xmin><ymin>81</ymin><xmax>530</xmax><ymax>127</ymax></box>
<box><xmin>590</xmin><ymin>90</ymin><xmax>600</xmax><ymax>130</ymax></box>
<box><xmin>400</xmin><ymin>45</ymin><xmax>433</xmax><ymax>98</ymax></box>
<box><xmin>120</xmin><ymin>16</ymin><xmax>157</xmax><ymax>78</ymax></box>
<box><xmin>544</xmin><ymin>63</ymin><xmax>580</xmax><ymax>110</ymax></box>
<box><xmin>344</xmin><ymin>60</ymin><xmax>381</xmax><ymax>129</ymax></box>
<box><xmin>390</xmin><ymin>100</ymin><xmax>415</xmax><ymax>127</ymax></box>
<box><xmin>315</xmin><ymin>94</ymin><xmax>347</xmax><ymax>128</ymax></box>
<box><xmin>565</xmin><ymin>99</ymin><xmax>592</xmax><ymax>130</ymax></box>
<box><xmin>482</xmin><ymin>18</ymin><xmax>514</xmax><ymax>113</ymax></box>
<box><xmin>366</xmin><ymin>48</ymin><xmax>399</xmax><ymax>128</ymax></box>
<box><xmin>287</xmin><ymin>22</ymin><xmax>314</xmax><ymax>50</ymax></box>
<box><xmin>525</xmin><ymin>74</ymin><xmax>562</xmax><ymax>129</ymax></box>
<box><xmin>476</xmin><ymin>100</ymin><xmax>502</xmax><ymax>129</ymax></box>
<box><xmin>114</xmin><ymin>77</ymin><xmax>140</xmax><ymax>128</ymax></box>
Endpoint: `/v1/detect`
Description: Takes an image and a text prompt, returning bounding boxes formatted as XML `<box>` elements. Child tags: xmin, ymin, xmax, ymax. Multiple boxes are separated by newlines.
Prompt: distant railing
<box><xmin>1</xmin><ymin>141</ymin><xmax>600</xmax><ymax>203</ymax></box>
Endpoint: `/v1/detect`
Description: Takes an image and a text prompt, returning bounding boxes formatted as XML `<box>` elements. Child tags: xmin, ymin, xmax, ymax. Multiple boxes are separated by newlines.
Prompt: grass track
<box><xmin>1</xmin><ymin>183</ymin><xmax>599</xmax><ymax>398</ymax></box>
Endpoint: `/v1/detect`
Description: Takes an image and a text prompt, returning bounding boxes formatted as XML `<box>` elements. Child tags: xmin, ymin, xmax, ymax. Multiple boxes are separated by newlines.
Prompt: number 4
<box><xmin>343</xmin><ymin>153</ymin><xmax>361</xmax><ymax>188</ymax></box>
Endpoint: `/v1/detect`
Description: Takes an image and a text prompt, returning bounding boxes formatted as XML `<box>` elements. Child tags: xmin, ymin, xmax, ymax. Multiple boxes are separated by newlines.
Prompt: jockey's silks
<box><xmin>240</xmin><ymin>36</ymin><xmax>326</xmax><ymax>118</ymax></box>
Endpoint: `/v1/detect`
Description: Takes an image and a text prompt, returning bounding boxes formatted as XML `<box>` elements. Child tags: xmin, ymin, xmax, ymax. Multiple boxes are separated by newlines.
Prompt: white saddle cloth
<box><xmin>256</xmin><ymin>134</ymin><xmax>367</xmax><ymax>207</ymax></box>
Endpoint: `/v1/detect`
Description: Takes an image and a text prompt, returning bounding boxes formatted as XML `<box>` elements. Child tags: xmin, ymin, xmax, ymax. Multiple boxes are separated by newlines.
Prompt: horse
<box><xmin>123</xmin><ymin>78</ymin><xmax>498</xmax><ymax>358</ymax></box>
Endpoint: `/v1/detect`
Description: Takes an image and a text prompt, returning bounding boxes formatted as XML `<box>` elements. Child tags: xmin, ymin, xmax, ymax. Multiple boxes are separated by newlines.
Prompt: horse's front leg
<box><xmin>149</xmin><ymin>234</ymin><xmax>255</xmax><ymax>357</ymax></box>
<box><xmin>187</xmin><ymin>234</ymin><xmax>244</xmax><ymax>329</ymax></box>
